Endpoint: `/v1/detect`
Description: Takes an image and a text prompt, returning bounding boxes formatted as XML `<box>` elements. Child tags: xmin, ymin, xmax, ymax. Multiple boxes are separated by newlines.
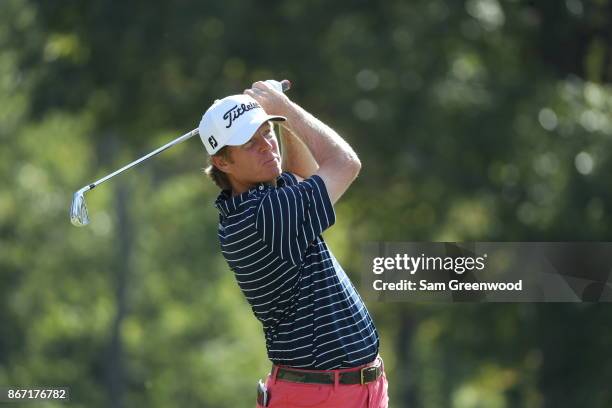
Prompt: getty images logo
<box><xmin>223</xmin><ymin>102</ymin><xmax>261</xmax><ymax>128</ymax></box>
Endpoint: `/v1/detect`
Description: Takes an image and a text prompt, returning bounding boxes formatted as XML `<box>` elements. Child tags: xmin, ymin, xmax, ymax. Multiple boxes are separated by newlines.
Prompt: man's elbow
<box><xmin>319</xmin><ymin>152</ymin><xmax>361</xmax><ymax>180</ymax></box>
<box><xmin>348</xmin><ymin>154</ymin><xmax>361</xmax><ymax>178</ymax></box>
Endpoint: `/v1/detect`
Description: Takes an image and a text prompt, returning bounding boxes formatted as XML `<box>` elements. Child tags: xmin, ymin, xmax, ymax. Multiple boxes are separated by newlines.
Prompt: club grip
<box><xmin>265</xmin><ymin>79</ymin><xmax>292</xmax><ymax>93</ymax></box>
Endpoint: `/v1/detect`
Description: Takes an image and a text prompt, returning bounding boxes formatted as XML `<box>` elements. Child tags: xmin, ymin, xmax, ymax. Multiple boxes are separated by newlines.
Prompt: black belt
<box><xmin>274</xmin><ymin>361</ymin><xmax>383</xmax><ymax>385</ymax></box>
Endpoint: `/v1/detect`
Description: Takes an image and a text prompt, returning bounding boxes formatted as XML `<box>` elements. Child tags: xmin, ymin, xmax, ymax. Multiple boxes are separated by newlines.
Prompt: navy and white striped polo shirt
<box><xmin>214</xmin><ymin>172</ymin><xmax>379</xmax><ymax>369</ymax></box>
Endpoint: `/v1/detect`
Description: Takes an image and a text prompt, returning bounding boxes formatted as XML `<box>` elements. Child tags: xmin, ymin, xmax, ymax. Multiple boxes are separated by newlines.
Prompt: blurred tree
<box><xmin>1</xmin><ymin>0</ymin><xmax>612</xmax><ymax>407</ymax></box>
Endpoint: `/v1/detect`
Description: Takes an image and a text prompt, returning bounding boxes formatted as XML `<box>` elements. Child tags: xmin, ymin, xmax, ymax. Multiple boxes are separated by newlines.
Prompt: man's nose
<box><xmin>258</xmin><ymin>136</ymin><xmax>273</xmax><ymax>152</ymax></box>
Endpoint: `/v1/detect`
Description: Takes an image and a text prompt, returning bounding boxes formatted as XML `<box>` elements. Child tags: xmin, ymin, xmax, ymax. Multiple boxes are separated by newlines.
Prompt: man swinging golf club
<box><xmin>200</xmin><ymin>80</ymin><xmax>388</xmax><ymax>408</ymax></box>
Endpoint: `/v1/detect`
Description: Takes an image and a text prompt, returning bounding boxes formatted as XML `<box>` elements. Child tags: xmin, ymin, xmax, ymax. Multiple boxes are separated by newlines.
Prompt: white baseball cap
<box><xmin>199</xmin><ymin>94</ymin><xmax>286</xmax><ymax>155</ymax></box>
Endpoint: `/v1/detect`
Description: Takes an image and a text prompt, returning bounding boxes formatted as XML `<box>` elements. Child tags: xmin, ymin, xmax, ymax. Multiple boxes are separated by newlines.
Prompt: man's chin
<box><xmin>268</xmin><ymin>165</ymin><xmax>282</xmax><ymax>178</ymax></box>
<box><xmin>263</xmin><ymin>166</ymin><xmax>282</xmax><ymax>185</ymax></box>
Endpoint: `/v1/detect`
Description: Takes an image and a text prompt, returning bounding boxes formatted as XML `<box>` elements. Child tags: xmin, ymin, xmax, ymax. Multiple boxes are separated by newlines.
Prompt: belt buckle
<box><xmin>360</xmin><ymin>366</ymin><xmax>377</xmax><ymax>385</ymax></box>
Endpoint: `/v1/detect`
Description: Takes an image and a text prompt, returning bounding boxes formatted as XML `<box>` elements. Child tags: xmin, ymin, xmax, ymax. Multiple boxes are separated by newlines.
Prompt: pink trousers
<box><xmin>256</xmin><ymin>357</ymin><xmax>389</xmax><ymax>408</ymax></box>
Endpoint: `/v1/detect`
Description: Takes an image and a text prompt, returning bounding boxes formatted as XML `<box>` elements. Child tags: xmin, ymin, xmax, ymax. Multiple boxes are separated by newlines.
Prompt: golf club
<box><xmin>70</xmin><ymin>79</ymin><xmax>291</xmax><ymax>227</ymax></box>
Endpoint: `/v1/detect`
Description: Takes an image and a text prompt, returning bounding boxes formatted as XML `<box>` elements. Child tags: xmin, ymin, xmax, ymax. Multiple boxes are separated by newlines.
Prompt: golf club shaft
<box><xmin>80</xmin><ymin>79</ymin><xmax>289</xmax><ymax>192</ymax></box>
<box><xmin>84</xmin><ymin>128</ymin><xmax>199</xmax><ymax>191</ymax></box>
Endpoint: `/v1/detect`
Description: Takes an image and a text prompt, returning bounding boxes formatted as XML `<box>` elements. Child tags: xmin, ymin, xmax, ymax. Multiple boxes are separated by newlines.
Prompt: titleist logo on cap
<box><xmin>223</xmin><ymin>102</ymin><xmax>261</xmax><ymax>128</ymax></box>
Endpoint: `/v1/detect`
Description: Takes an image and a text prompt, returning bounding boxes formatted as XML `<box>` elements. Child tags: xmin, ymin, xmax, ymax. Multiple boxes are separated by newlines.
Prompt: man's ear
<box><xmin>211</xmin><ymin>154</ymin><xmax>232</xmax><ymax>173</ymax></box>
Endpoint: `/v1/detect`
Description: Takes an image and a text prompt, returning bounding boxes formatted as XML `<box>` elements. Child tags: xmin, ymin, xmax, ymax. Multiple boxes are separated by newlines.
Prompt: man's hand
<box><xmin>244</xmin><ymin>81</ymin><xmax>291</xmax><ymax>117</ymax></box>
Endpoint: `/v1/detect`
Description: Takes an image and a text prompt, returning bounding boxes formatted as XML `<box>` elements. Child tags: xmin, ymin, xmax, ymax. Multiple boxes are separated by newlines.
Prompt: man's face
<box><xmin>215</xmin><ymin>121</ymin><xmax>282</xmax><ymax>192</ymax></box>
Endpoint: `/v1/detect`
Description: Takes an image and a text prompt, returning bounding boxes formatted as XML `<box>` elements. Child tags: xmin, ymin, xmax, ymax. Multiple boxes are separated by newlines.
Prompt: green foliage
<box><xmin>2</xmin><ymin>0</ymin><xmax>612</xmax><ymax>407</ymax></box>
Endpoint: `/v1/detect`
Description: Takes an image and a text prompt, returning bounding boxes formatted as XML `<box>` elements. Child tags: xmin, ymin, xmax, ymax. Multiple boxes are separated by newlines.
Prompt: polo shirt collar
<box><xmin>214</xmin><ymin>175</ymin><xmax>287</xmax><ymax>217</ymax></box>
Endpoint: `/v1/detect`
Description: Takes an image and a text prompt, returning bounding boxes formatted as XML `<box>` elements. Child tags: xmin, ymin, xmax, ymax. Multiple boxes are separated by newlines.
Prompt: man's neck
<box><xmin>230</xmin><ymin>179</ymin><xmax>277</xmax><ymax>196</ymax></box>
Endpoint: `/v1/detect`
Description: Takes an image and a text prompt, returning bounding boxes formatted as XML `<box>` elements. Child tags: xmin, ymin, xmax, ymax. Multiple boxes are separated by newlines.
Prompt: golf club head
<box><xmin>70</xmin><ymin>189</ymin><xmax>89</xmax><ymax>227</ymax></box>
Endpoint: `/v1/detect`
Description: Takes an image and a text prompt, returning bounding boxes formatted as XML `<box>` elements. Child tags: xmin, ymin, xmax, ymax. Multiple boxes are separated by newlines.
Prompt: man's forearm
<box><xmin>279</xmin><ymin>125</ymin><xmax>319</xmax><ymax>179</ymax></box>
<box><xmin>281</xmin><ymin>101</ymin><xmax>360</xmax><ymax>169</ymax></box>
<box><xmin>245</xmin><ymin>81</ymin><xmax>360</xmax><ymax>203</ymax></box>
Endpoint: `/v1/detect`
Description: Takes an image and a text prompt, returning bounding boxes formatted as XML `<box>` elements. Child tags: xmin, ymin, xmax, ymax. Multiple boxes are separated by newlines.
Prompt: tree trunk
<box><xmin>106</xmin><ymin>179</ymin><xmax>133</xmax><ymax>408</ymax></box>
<box><xmin>396</xmin><ymin>310</ymin><xmax>417</xmax><ymax>408</ymax></box>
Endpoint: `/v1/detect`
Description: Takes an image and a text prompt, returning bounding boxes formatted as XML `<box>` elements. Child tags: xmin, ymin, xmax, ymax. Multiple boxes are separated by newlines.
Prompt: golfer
<box><xmin>199</xmin><ymin>80</ymin><xmax>388</xmax><ymax>407</ymax></box>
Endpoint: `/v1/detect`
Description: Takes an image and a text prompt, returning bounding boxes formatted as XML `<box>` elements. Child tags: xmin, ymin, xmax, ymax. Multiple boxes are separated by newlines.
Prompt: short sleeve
<box><xmin>256</xmin><ymin>175</ymin><xmax>336</xmax><ymax>265</ymax></box>
<box><xmin>278</xmin><ymin>172</ymin><xmax>299</xmax><ymax>186</ymax></box>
